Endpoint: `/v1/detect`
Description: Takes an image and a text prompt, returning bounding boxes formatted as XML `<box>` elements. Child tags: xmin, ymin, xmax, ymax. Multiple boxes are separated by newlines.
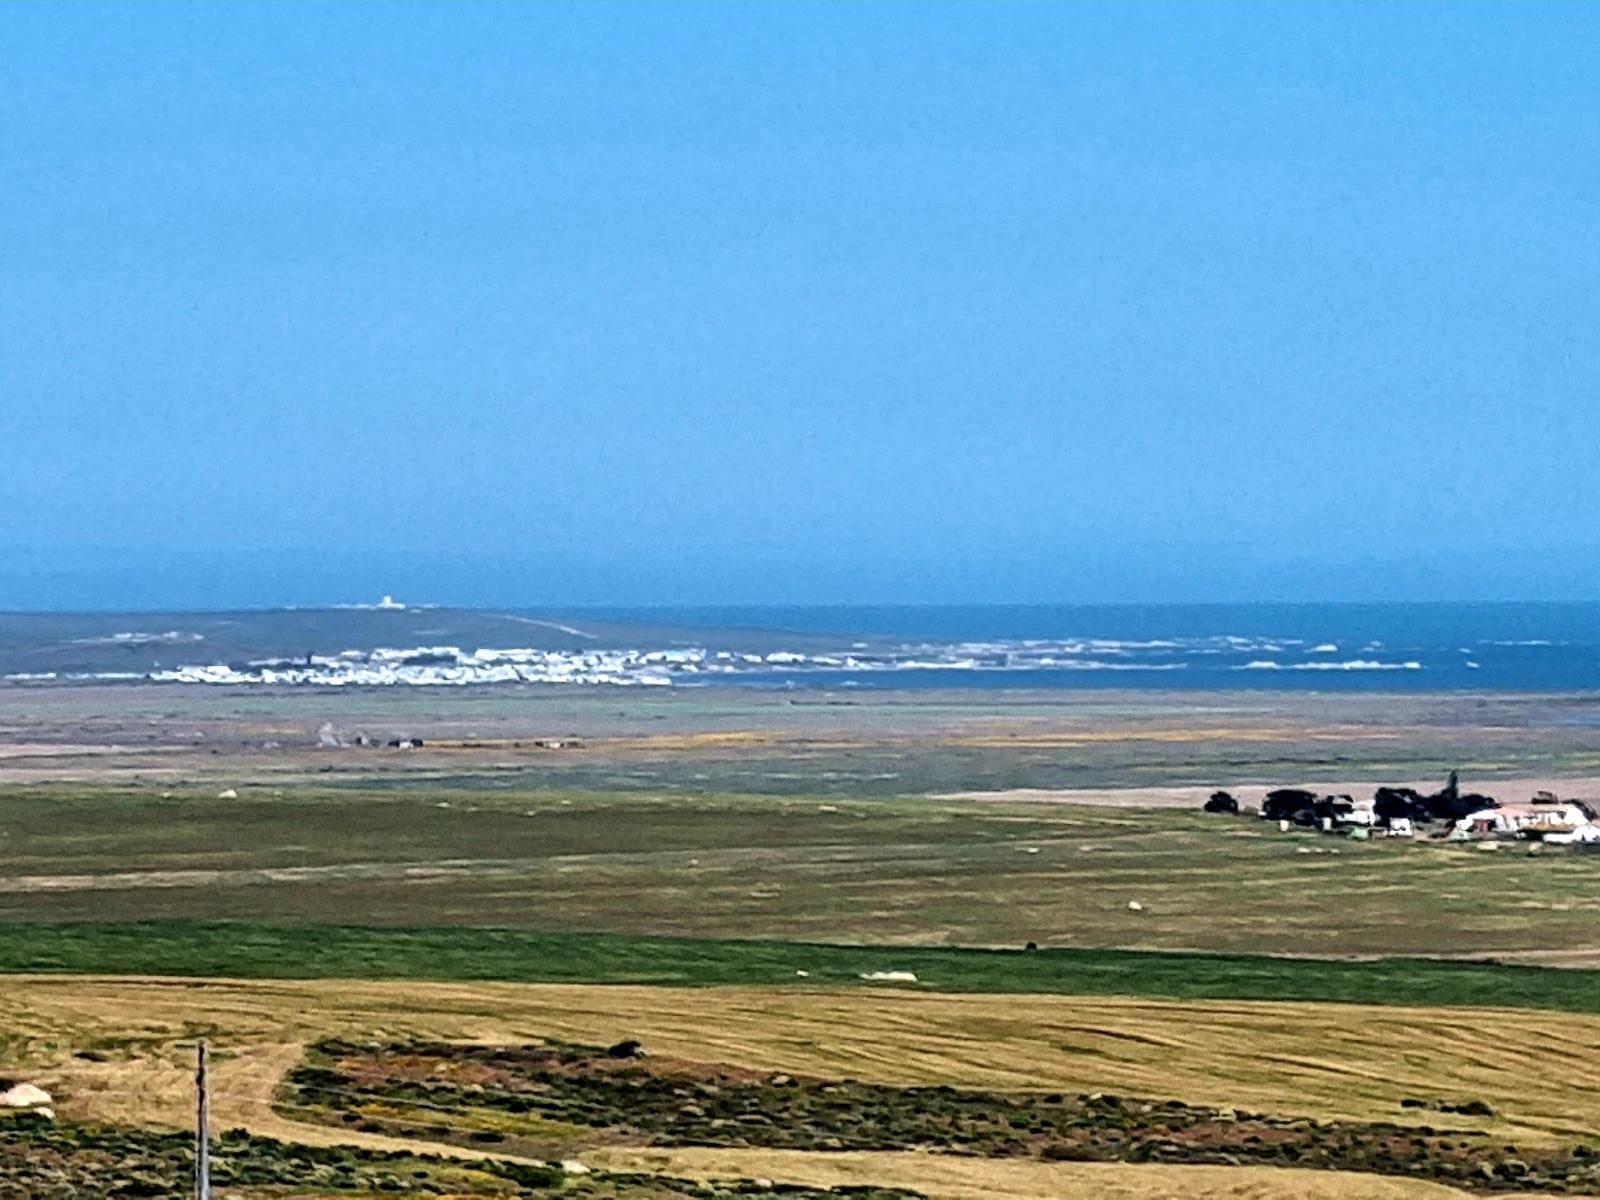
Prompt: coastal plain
<box><xmin>4</xmin><ymin>681</ymin><xmax>1600</xmax><ymax>794</ymax></box>
<box><xmin>4</xmin><ymin>678</ymin><xmax>1600</xmax><ymax>1197</ymax></box>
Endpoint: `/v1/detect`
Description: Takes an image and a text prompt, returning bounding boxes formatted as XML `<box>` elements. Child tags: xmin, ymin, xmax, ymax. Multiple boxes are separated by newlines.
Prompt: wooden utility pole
<box><xmin>195</xmin><ymin>1040</ymin><xmax>211</xmax><ymax>1200</ymax></box>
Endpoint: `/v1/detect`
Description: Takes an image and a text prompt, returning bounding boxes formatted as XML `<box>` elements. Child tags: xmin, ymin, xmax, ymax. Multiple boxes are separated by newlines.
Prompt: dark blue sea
<box><xmin>7</xmin><ymin>602</ymin><xmax>1600</xmax><ymax>692</ymax></box>
<box><xmin>583</xmin><ymin>602</ymin><xmax>1600</xmax><ymax>692</ymax></box>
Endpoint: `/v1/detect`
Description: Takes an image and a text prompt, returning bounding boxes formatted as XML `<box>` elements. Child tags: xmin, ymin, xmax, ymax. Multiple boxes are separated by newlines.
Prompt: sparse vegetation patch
<box><xmin>279</xmin><ymin>1039</ymin><xmax>1600</xmax><ymax>1195</ymax></box>
<box><xmin>0</xmin><ymin>1114</ymin><xmax>923</xmax><ymax>1199</ymax></box>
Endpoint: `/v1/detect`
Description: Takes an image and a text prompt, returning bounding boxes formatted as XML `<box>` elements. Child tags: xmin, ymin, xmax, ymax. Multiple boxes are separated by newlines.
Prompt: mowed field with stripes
<box><xmin>6</xmin><ymin>974</ymin><xmax>1600</xmax><ymax>1198</ymax></box>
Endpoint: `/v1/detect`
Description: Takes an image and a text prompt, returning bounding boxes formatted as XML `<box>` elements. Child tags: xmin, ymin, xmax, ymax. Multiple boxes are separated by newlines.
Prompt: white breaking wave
<box><xmin>116</xmin><ymin>639</ymin><xmax>1201</xmax><ymax>687</ymax></box>
<box><xmin>69</xmin><ymin>631</ymin><xmax>204</xmax><ymax>646</ymax></box>
<box><xmin>21</xmin><ymin>629</ymin><xmax>1454</xmax><ymax>688</ymax></box>
<box><xmin>487</xmin><ymin>613</ymin><xmax>597</xmax><ymax>639</ymax></box>
<box><xmin>150</xmin><ymin>645</ymin><xmax>684</xmax><ymax>687</ymax></box>
<box><xmin>1237</xmin><ymin>659</ymin><xmax>1423</xmax><ymax>672</ymax></box>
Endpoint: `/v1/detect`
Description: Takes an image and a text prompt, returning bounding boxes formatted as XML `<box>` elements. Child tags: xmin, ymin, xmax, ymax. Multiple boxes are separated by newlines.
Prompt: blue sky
<box><xmin>3</xmin><ymin>1</ymin><xmax>1597</xmax><ymax>609</ymax></box>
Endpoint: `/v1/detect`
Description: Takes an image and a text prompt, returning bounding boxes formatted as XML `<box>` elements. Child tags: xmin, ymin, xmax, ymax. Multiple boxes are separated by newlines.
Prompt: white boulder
<box><xmin>0</xmin><ymin>1083</ymin><xmax>52</xmax><ymax>1109</ymax></box>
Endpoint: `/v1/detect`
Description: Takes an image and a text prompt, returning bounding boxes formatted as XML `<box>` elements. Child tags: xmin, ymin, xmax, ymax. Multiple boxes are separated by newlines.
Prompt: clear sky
<box><xmin>3</xmin><ymin>1</ymin><xmax>1597</xmax><ymax>609</ymax></box>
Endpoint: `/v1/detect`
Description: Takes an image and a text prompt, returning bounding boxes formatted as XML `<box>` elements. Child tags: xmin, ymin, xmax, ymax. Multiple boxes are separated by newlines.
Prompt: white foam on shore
<box><xmin>24</xmin><ymin>629</ymin><xmax>1461</xmax><ymax>688</ymax></box>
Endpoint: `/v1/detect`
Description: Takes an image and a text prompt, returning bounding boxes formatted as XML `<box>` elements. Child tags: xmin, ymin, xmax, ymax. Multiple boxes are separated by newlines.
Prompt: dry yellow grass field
<box><xmin>594</xmin><ymin>1147</ymin><xmax>1541</xmax><ymax>1200</ymax></box>
<box><xmin>4</xmin><ymin>974</ymin><xmax>1599</xmax><ymax>1198</ymax></box>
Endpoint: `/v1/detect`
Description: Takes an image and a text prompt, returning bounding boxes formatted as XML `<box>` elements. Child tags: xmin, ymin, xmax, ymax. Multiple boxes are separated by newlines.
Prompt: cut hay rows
<box><xmin>592</xmin><ymin>1147</ymin><xmax>1518</xmax><ymax>1200</ymax></box>
<box><xmin>7</xmin><ymin>976</ymin><xmax>1600</xmax><ymax>1151</ymax></box>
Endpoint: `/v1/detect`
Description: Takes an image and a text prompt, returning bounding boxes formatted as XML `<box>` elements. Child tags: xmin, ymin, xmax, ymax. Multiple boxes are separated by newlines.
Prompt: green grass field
<box><xmin>5</xmin><ymin>787</ymin><xmax>1600</xmax><ymax>960</ymax></box>
<box><xmin>7</xmin><ymin>920</ymin><xmax>1600</xmax><ymax>1015</ymax></box>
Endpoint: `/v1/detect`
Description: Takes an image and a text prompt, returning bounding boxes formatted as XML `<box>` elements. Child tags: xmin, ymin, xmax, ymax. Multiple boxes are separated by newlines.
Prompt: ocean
<box><xmin>3</xmin><ymin>601</ymin><xmax>1600</xmax><ymax>692</ymax></box>
<box><xmin>580</xmin><ymin>602</ymin><xmax>1600</xmax><ymax>692</ymax></box>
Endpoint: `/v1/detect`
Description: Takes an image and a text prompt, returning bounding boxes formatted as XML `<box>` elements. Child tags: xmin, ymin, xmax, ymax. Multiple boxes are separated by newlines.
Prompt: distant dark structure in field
<box><xmin>1200</xmin><ymin>771</ymin><xmax>1599</xmax><ymax>845</ymax></box>
<box><xmin>1200</xmin><ymin>770</ymin><xmax>1522</xmax><ymax>843</ymax></box>
<box><xmin>1260</xmin><ymin>789</ymin><xmax>1319</xmax><ymax>823</ymax></box>
<box><xmin>1227</xmin><ymin>773</ymin><xmax>1497</xmax><ymax>831</ymax></box>
<box><xmin>1371</xmin><ymin>774</ymin><xmax>1496</xmax><ymax>824</ymax></box>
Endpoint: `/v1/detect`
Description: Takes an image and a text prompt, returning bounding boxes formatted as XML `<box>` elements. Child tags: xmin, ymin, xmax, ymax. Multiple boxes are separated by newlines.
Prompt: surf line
<box><xmin>486</xmin><ymin>613</ymin><xmax>598</xmax><ymax>639</ymax></box>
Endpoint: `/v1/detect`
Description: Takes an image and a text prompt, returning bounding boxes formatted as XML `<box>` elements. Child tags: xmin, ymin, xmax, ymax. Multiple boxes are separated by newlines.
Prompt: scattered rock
<box><xmin>0</xmin><ymin>1083</ymin><xmax>52</xmax><ymax>1110</ymax></box>
<box><xmin>605</xmin><ymin>1039</ymin><xmax>644</xmax><ymax>1059</ymax></box>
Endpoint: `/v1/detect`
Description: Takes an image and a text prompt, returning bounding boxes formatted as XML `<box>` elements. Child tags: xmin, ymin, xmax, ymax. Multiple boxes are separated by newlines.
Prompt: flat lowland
<box><xmin>5</xmin><ymin>683</ymin><xmax>1600</xmax><ymax>795</ymax></box>
<box><xmin>4</xmin><ymin>976</ymin><xmax>1599</xmax><ymax>1197</ymax></box>
<box><xmin>5</xmin><ymin>786</ymin><xmax>1600</xmax><ymax>961</ymax></box>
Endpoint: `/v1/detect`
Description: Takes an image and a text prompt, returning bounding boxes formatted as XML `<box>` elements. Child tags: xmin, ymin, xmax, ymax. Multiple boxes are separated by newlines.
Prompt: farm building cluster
<box><xmin>1203</xmin><ymin>772</ymin><xmax>1600</xmax><ymax>845</ymax></box>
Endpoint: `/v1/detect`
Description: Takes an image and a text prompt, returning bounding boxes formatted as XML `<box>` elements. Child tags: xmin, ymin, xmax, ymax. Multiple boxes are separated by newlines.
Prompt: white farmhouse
<box><xmin>1455</xmin><ymin>800</ymin><xmax>1598</xmax><ymax>839</ymax></box>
